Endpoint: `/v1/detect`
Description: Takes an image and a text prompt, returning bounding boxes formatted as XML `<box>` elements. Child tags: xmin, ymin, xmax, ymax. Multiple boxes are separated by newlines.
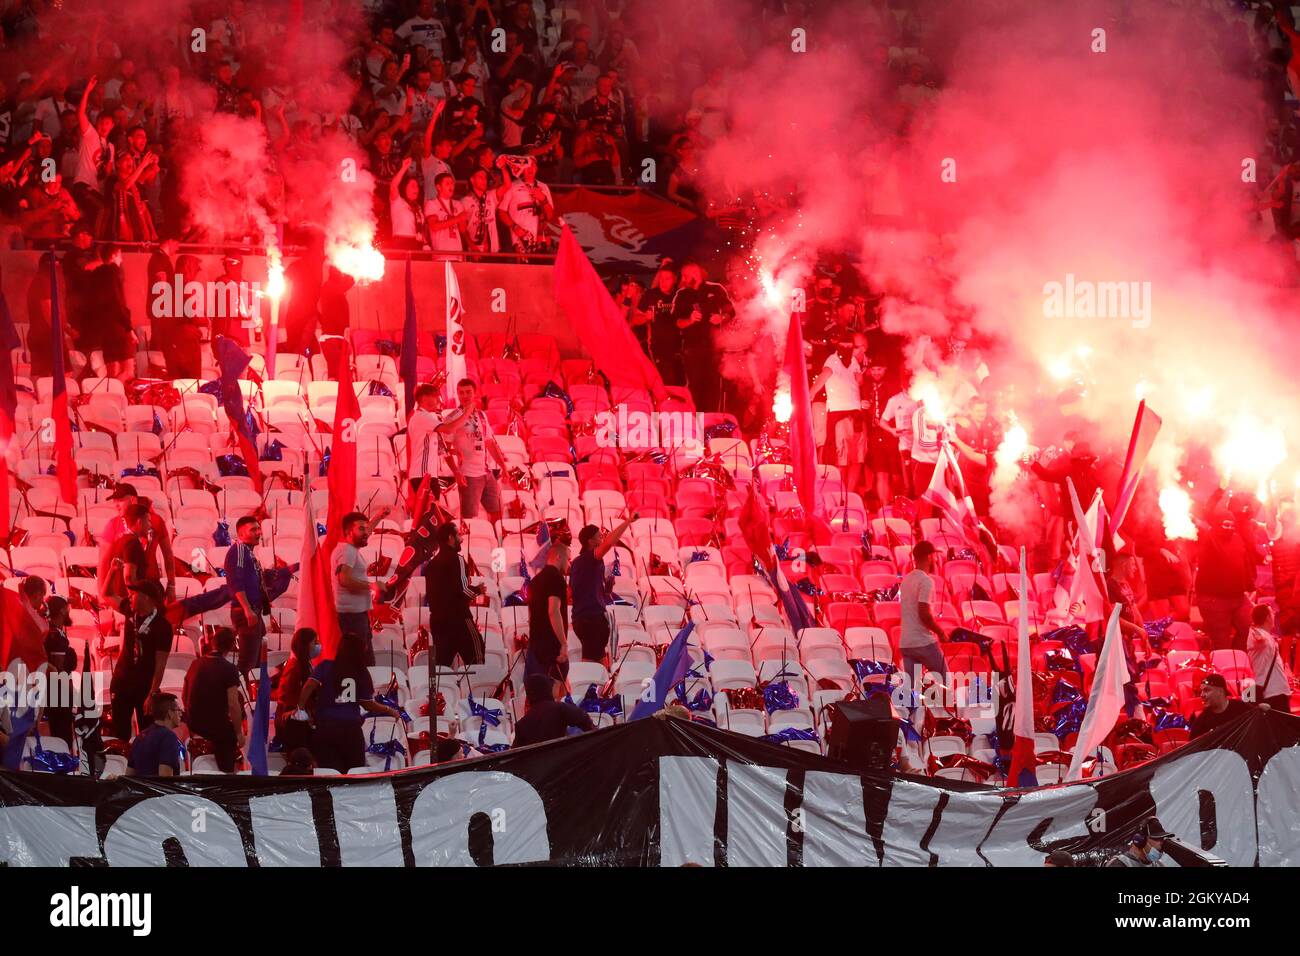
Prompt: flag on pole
<box><xmin>402</xmin><ymin>258</ymin><xmax>419</xmax><ymax>418</ymax></box>
<box><xmin>47</xmin><ymin>255</ymin><xmax>76</xmax><ymax>504</ymax></box>
<box><xmin>1007</xmin><ymin>547</ymin><xmax>1038</xmax><ymax>788</ymax></box>
<box><xmin>297</xmin><ymin>482</ymin><xmax>342</xmax><ymax>656</ymax></box>
<box><xmin>0</xmin><ymin>281</ymin><xmax>19</xmax><ymax>543</ymax></box>
<box><xmin>214</xmin><ymin>335</ymin><xmax>264</xmax><ymax>493</ymax></box>
<box><xmin>552</xmin><ymin>222</ymin><xmax>666</xmax><ymax>400</ymax></box>
<box><xmin>738</xmin><ymin>482</ymin><xmax>814</xmax><ymax>631</ymax></box>
<box><xmin>738</xmin><ymin>484</ymin><xmax>774</xmax><ymax>573</ymax></box>
<box><xmin>1112</xmin><ymin>401</ymin><xmax>1162</xmax><ymax>534</ymax></box>
<box><xmin>783</xmin><ymin>314</ymin><xmax>817</xmax><ymax>523</ymax></box>
<box><xmin>321</xmin><ymin>335</ymin><xmax>359</xmax><ymax>553</ymax></box>
<box><xmin>1066</xmin><ymin>604</ymin><xmax>1130</xmax><ymax>781</ymax></box>
<box><xmin>444</xmin><ymin>260</ymin><xmax>467</xmax><ymax>407</ymax></box>
<box><xmin>629</xmin><ymin>622</ymin><xmax>696</xmax><ymax>720</ymax></box>
<box><xmin>248</xmin><ymin>654</ymin><xmax>271</xmax><ymax>775</ymax></box>
<box><xmin>922</xmin><ymin>442</ymin><xmax>983</xmax><ymax>542</ymax></box>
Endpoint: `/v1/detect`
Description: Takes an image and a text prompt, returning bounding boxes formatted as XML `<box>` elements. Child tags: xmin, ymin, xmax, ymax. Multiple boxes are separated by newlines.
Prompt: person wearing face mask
<box><xmin>1195</xmin><ymin>508</ymin><xmax>1256</xmax><ymax>651</ymax></box>
<box><xmin>1105</xmin><ymin>818</ymin><xmax>1173</xmax><ymax>868</ymax></box>
<box><xmin>182</xmin><ymin>627</ymin><xmax>246</xmax><ymax>773</ymax></box>
<box><xmin>275</xmin><ymin>628</ymin><xmax>321</xmax><ymax>749</ymax></box>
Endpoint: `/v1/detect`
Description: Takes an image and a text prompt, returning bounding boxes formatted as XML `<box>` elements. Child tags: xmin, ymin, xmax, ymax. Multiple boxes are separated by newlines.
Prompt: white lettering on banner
<box><xmin>725</xmin><ymin>765</ymin><xmax>788</xmax><ymax>866</ymax></box>
<box><xmin>924</xmin><ymin>790</ymin><xmax>1002</xmax><ymax>866</ymax></box>
<box><xmin>329</xmin><ymin>782</ymin><xmax>404</xmax><ymax>867</ymax></box>
<box><xmin>103</xmin><ymin>796</ymin><xmax>245</xmax><ymax>867</ymax></box>
<box><xmin>1149</xmin><ymin>749</ymin><xmax>1257</xmax><ymax>867</ymax></box>
<box><xmin>0</xmin><ymin>806</ymin><xmax>99</xmax><ymax>866</ymax></box>
<box><xmin>879</xmin><ymin>780</ymin><xmax>943</xmax><ymax>866</ymax></box>
<box><xmin>248</xmin><ymin>792</ymin><xmax>321</xmax><ymax>867</ymax></box>
<box><xmin>658</xmin><ymin>756</ymin><xmax>719</xmax><ymax>867</ymax></box>
<box><xmin>978</xmin><ymin>786</ymin><xmax>1098</xmax><ymax>867</ymax></box>
<box><xmin>1254</xmin><ymin>746</ymin><xmax>1300</xmax><ymax>866</ymax></box>
<box><xmin>801</xmin><ymin>772</ymin><xmax>872</xmax><ymax>866</ymax></box>
<box><xmin>408</xmin><ymin>771</ymin><xmax>549</xmax><ymax>866</ymax></box>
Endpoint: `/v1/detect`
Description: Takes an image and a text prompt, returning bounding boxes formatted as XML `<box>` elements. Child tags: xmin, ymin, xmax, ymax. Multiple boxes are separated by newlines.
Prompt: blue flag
<box><xmin>401</xmin><ymin>258</ymin><xmax>418</xmax><ymax>418</ymax></box>
<box><xmin>248</xmin><ymin>656</ymin><xmax>271</xmax><ymax>776</ymax></box>
<box><xmin>2</xmin><ymin>707</ymin><xmax>37</xmax><ymax>770</ymax></box>
<box><xmin>629</xmin><ymin>622</ymin><xmax>696</xmax><ymax>720</ymax></box>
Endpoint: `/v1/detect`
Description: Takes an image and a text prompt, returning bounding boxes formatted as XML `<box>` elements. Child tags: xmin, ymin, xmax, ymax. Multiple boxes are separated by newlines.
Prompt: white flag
<box><xmin>445</xmin><ymin>260</ymin><xmax>467</xmax><ymax>405</ymax></box>
<box><xmin>1066</xmin><ymin>604</ymin><xmax>1130</xmax><ymax>781</ymax></box>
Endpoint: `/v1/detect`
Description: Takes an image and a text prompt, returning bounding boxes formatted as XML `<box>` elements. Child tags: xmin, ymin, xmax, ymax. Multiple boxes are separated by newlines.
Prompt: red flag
<box><xmin>0</xmin><ymin>279</ymin><xmax>19</xmax><ymax>543</ymax></box>
<box><xmin>783</xmin><ymin>315</ymin><xmax>817</xmax><ymax>523</ymax></box>
<box><xmin>298</xmin><ymin>483</ymin><xmax>343</xmax><ymax>658</ymax></box>
<box><xmin>553</xmin><ymin>222</ymin><xmax>666</xmax><ymax>401</ymax></box>
<box><xmin>738</xmin><ymin>483</ymin><xmax>775</xmax><ymax>573</ymax></box>
<box><xmin>1112</xmin><ymin>400</ymin><xmax>1162</xmax><ymax>534</ymax></box>
<box><xmin>48</xmin><ymin>256</ymin><xmax>76</xmax><ymax>504</ymax></box>
<box><xmin>322</xmin><ymin>336</ymin><xmax>359</xmax><ymax>557</ymax></box>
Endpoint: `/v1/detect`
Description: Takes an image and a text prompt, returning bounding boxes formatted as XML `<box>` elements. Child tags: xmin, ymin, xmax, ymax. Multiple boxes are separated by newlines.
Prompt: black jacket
<box><xmin>425</xmin><ymin>547</ymin><xmax>477</xmax><ymax>625</ymax></box>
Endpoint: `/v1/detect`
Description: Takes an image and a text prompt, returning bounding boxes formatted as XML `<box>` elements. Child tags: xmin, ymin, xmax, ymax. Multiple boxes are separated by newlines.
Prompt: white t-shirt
<box><xmin>448</xmin><ymin>408</ymin><xmax>492</xmax><ymax>478</ymax></box>
<box><xmin>396</xmin><ymin>16</ymin><xmax>447</xmax><ymax>56</ymax></box>
<box><xmin>899</xmin><ymin>569</ymin><xmax>938</xmax><ymax>649</ymax></box>
<box><xmin>407</xmin><ymin>408</ymin><xmax>443</xmax><ymax>478</ymax></box>
<box><xmin>910</xmin><ymin>406</ymin><xmax>943</xmax><ymax>464</ymax></box>
<box><xmin>882</xmin><ymin>392</ymin><xmax>917</xmax><ymax>452</ymax></box>
<box><xmin>498</xmin><ymin>178</ymin><xmax>552</xmax><ymax>247</ymax></box>
<box><xmin>821</xmin><ymin>355</ymin><xmax>862</xmax><ymax>413</ymax></box>
<box><xmin>333</xmin><ymin>543</ymin><xmax>373</xmax><ymax>613</ymax></box>
<box><xmin>75</xmin><ymin>122</ymin><xmax>112</xmax><ymax>189</ymax></box>
<box><xmin>424</xmin><ymin>195</ymin><xmax>463</xmax><ymax>252</ymax></box>
<box><xmin>390</xmin><ymin>196</ymin><xmax>422</xmax><ymax>239</ymax></box>
<box><xmin>1248</xmin><ymin>626</ymin><xmax>1290</xmax><ymax>700</ymax></box>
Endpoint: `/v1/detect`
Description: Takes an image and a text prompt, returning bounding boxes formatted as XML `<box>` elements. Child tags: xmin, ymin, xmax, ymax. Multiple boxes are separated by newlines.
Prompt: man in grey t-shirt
<box><xmin>334</xmin><ymin>512</ymin><xmax>376</xmax><ymax>666</ymax></box>
<box><xmin>899</xmin><ymin>540</ymin><xmax>948</xmax><ymax>686</ymax></box>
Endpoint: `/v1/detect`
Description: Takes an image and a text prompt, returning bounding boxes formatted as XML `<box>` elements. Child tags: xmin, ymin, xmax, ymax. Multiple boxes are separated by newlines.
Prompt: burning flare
<box><xmin>1159</xmin><ymin>485</ymin><xmax>1197</xmax><ymax>540</ymax></box>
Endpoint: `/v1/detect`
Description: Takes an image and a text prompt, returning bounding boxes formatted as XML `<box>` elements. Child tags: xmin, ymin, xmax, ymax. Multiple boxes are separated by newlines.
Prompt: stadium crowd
<box><xmin>1</xmin><ymin>0</ymin><xmax>1299</xmax><ymax>791</ymax></box>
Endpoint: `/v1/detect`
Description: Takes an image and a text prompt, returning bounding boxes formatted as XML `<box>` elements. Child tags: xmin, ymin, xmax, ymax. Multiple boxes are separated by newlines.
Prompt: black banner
<box><xmin>2</xmin><ymin>711</ymin><xmax>1298</xmax><ymax>867</ymax></box>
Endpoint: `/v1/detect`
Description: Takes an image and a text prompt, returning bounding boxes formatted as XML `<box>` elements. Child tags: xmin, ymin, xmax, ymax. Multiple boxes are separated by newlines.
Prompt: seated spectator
<box><xmin>280</xmin><ymin>747</ymin><xmax>317</xmax><ymax>776</ymax></box>
<box><xmin>275</xmin><ymin>628</ymin><xmax>320</xmax><ymax>749</ymax></box>
<box><xmin>513</xmin><ymin>674</ymin><xmax>595</xmax><ymax>747</ymax></box>
<box><xmin>125</xmin><ymin>692</ymin><xmax>185</xmax><ymax>777</ymax></box>
<box><xmin>1190</xmin><ymin>673</ymin><xmax>1267</xmax><ymax>740</ymax></box>
<box><xmin>298</xmin><ymin>630</ymin><xmax>402</xmax><ymax>773</ymax></box>
<box><xmin>182</xmin><ymin>627</ymin><xmax>245</xmax><ymax>773</ymax></box>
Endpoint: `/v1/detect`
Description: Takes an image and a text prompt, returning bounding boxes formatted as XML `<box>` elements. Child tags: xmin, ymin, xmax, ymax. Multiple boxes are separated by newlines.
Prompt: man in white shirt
<box><xmin>73</xmin><ymin>76</ymin><xmax>114</xmax><ymax>196</ymax></box>
<box><xmin>880</xmin><ymin>387</ymin><xmax>917</xmax><ymax>493</ymax></box>
<box><xmin>396</xmin><ymin>0</ymin><xmax>447</xmax><ymax>57</ymax></box>
<box><xmin>899</xmin><ymin>541</ymin><xmax>948</xmax><ymax>694</ymax></box>
<box><xmin>436</xmin><ymin>378</ymin><xmax>511</xmax><ymax>523</ymax></box>
<box><xmin>910</xmin><ymin>400</ymin><xmax>944</xmax><ymax>503</ymax></box>
<box><xmin>407</xmin><ymin>385</ymin><xmax>447</xmax><ymax>494</ymax></box>
<box><xmin>334</xmin><ymin>512</ymin><xmax>377</xmax><ymax>666</ymax></box>
<box><xmin>810</xmin><ymin>340</ymin><xmax>865</xmax><ymax>495</ymax></box>
<box><xmin>459</xmin><ymin>168</ymin><xmax>500</xmax><ymax>252</ymax></box>
<box><xmin>497</xmin><ymin>156</ymin><xmax>554</xmax><ymax>252</ymax></box>
<box><xmin>425</xmin><ymin>172</ymin><xmax>467</xmax><ymax>253</ymax></box>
